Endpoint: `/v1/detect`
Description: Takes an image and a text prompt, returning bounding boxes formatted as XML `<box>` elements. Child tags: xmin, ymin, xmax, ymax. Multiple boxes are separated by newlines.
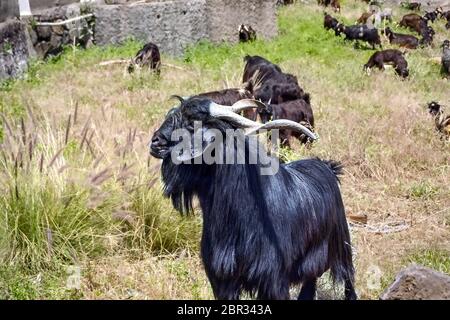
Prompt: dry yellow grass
<box><xmin>0</xmin><ymin>1</ymin><xmax>449</xmax><ymax>300</ymax></box>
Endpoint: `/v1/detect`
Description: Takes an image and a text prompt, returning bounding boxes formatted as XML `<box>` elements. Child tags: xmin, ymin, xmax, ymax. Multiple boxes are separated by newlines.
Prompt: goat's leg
<box><xmin>257</xmin><ymin>278</ymin><xmax>290</xmax><ymax>300</ymax></box>
<box><xmin>297</xmin><ymin>278</ymin><xmax>317</xmax><ymax>300</ymax></box>
<box><xmin>211</xmin><ymin>279</ymin><xmax>241</xmax><ymax>300</ymax></box>
<box><xmin>344</xmin><ymin>279</ymin><xmax>358</xmax><ymax>300</ymax></box>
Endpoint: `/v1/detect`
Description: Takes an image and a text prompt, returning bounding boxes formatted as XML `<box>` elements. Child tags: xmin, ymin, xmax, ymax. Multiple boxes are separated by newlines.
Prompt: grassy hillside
<box><xmin>0</xmin><ymin>2</ymin><xmax>449</xmax><ymax>299</ymax></box>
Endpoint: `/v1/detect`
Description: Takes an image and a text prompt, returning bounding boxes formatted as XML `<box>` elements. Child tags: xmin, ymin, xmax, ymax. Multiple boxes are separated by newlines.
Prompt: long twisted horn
<box><xmin>246</xmin><ymin>119</ymin><xmax>317</xmax><ymax>140</ymax></box>
<box><xmin>208</xmin><ymin>101</ymin><xmax>317</xmax><ymax>140</ymax></box>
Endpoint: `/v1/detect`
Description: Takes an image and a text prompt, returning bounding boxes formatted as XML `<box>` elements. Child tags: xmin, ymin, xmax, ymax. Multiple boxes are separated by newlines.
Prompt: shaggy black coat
<box><xmin>335</xmin><ymin>24</ymin><xmax>382</xmax><ymax>49</ymax></box>
<box><xmin>150</xmin><ymin>97</ymin><xmax>357</xmax><ymax>300</ymax></box>
<box><xmin>242</xmin><ymin>55</ymin><xmax>310</xmax><ymax>104</ymax></box>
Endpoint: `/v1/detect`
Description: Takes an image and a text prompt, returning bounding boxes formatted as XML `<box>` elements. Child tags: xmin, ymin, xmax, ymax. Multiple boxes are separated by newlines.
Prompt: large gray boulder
<box><xmin>381</xmin><ymin>264</ymin><xmax>450</xmax><ymax>300</ymax></box>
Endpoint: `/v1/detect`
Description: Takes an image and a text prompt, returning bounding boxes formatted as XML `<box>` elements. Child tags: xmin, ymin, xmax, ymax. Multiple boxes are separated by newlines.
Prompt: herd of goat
<box><xmin>126</xmin><ymin>1</ymin><xmax>450</xmax><ymax>300</ymax></box>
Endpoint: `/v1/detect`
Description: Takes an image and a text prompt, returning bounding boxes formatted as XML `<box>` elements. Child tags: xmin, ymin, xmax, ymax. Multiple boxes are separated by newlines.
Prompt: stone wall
<box><xmin>0</xmin><ymin>0</ymin><xmax>20</xmax><ymax>23</ymax></box>
<box><xmin>94</xmin><ymin>0</ymin><xmax>209</xmax><ymax>55</ymax></box>
<box><xmin>93</xmin><ymin>0</ymin><xmax>278</xmax><ymax>55</ymax></box>
<box><xmin>30</xmin><ymin>4</ymin><xmax>94</xmax><ymax>58</ymax></box>
<box><xmin>0</xmin><ymin>20</ymin><xmax>35</xmax><ymax>79</ymax></box>
<box><xmin>29</xmin><ymin>0</ymin><xmax>79</xmax><ymax>11</ymax></box>
<box><xmin>205</xmin><ymin>0</ymin><xmax>277</xmax><ymax>43</ymax></box>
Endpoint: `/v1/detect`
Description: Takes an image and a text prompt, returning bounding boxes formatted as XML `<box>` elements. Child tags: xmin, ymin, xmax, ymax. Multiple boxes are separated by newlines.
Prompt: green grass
<box><xmin>0</xmin><ymin>1</ymin><xmax>448</xmax><ymax>299</ymax></box>
<box><xmin>407</xmin><ymin>248</ymin><xmax>450</xmax><ymax>275</ymax></box>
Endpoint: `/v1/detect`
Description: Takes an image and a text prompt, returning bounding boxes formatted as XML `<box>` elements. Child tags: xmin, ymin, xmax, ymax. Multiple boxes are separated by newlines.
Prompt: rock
<box><xmin>34</xmin><ymin>41</ymin><xmax>51</xmax><ymax>58</ymax></box>
<box><xmin>380</xmin><ymin>264</ymin><xmax>450</xmax><ymax>300</ymax></box>
<box><xmin>28</xmin><ymin>27</ymin><xmax>38</xmax><ymax>45</ymax></box>
<box><xmin>0</xmin><ymin>20</ymin><xmax>34</xmax><ymax>80</ymax></box>
<box><xmin>35</xmin><ymin>25</ymin><xmax>52</xmax><ymax>41</ymax></box>
<box><xmin>51</xmin><ymin>24</ymin><xmax>66</xmax><ymax>36</ymax></box>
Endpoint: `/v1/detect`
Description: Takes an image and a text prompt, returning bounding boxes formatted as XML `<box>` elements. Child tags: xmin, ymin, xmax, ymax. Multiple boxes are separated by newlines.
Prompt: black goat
<box><xmin>364</xmin><ymin>49</ymin><xmax>409</xmax><ymax>78</ymax></box>
<box><xmin>127</xmin><ymin>42</ymin><xmax>161</xmax><ymax>75</ymax></box>
<box><xmin>441</xmin><ymin>40</ymin><xmax>450</xmax><ymax>79</ymax></box>
<box><xmin>238</xmin><ymin>24</ymin><xmax>257</xmax><ymax>43</ymax></box>
<box><xmin>257</xmin><ymin>99</ymin><xmax>314</xmax><ymax>147</ymax></box>
<box><xmin>150</xmin><ymin>96</ymin><xmax>357</xmax><ymax>300</ymax></box>
<box><xmin>419</xmin><ymin>26</ymin><xmax>434</xmax><ymax>47</ymax></box>
<box><xmin>384</xmin><ymin>27</ymin><xmax>419</xmax><ymax>49</ymax></box>
<box><xmin>242</xmin><ymin>55</ymin><xmax>310</xmax><ymax>104</ymax></box>
<box><xmin>335</xmin><ymin>23</ymin><xmax>382</xmax><ymax>49</ymax></box>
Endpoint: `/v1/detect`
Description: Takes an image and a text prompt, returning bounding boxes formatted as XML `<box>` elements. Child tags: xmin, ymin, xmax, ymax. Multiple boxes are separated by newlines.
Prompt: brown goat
<box><xmin>364</xmin><ymin>49</ymin><xmax>409</xmax><ymax>78</ymax></box>
<box><xmin>384</xmin><ymin>27</ymin><xmax>419</xmax><ymax>49</ymax></box>
<box><xmin>257</xmin><ymin>99</ymin><xmax>314</xmax><ymax>147</ymax></box>
<box><xmin>399</xmin><ymin>13</ymin><xmax>428</xmax><ymax>34</ymax></box>
<box><xmin>196</xmin><ymin>88</ymin><xmax>257</xmax><ymax>120</ymax></box>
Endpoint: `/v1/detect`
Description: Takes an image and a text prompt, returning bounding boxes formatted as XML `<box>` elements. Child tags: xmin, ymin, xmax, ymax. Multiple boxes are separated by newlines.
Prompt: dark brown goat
<box><xmin>364</xmin><ymin>49</ymin><xmax>409</xmax><ymax>78</ymax></box>
<box><xmin>238</xmin><ymin>24</ymin><xmax>257</xmax><ymax>43</ymax></box>
<box><xmin>318</xmin><ymin>0</ymin><xmax>340</xmax><ymax>12</ymax></box>
<box><xmin>197</xmin><ymin>88</ymin><xmax>257</xmax><ymax>120</ymax></box>
<box><xmin>384</xmin><ymin>27</ymin><xmax>419</xmax><ymax>49</ymax></box>
<box><xmin>324</xmin><ymin>12</ymin><xmax>339</xmax><ymax>31</ymax></box>
<box><xmin>257</xmin><ymin>99</ymin><xmax>314</xmax><ymax>147</ymax></box>
<box><xmin>127</xmin><ymin>42</ymin><xmax>161</xmax><ymax>75</ymax></box>
<box><xmin>399</xmin><ymin>13</ymin><xmax>428</xmax><ymax>34</ymax></box>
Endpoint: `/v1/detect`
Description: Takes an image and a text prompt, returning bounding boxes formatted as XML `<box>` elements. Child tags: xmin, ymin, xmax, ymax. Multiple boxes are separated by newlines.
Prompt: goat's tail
<box><xmin>325</xmin><ymin>161</ymin><xmax>357</xmax><ymax>299</ymax></box>
<box><xmin>328</xmin><ymin>194</ymin><xmax>357</xmax><ymax>299</ymax></box>
<box><xmin>323</xmin><ymin>160</ymin><xmax>344</xmax><ymax>180</ymax></box>
<box><xmin>324</xmin><ymin>160</ymin><xmax>356</xmax><ymax>299</ymax></box>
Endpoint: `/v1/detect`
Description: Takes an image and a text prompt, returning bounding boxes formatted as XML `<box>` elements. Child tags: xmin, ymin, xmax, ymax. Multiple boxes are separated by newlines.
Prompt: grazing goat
<box><xmin>150</xmin><ymin>96</ymin><xmax>357</xmax><ymax>300</ymax></box>
<box><xmin>384</xmin><ymin>27</ymin><xmax>419</xmax><ymax>49</ymax></box>
<box><xmin>424</xmin><ymin>11</ymin><xmax>438</xmax><ymax>23</ymax></box>
<box><xmin>427</xmin><ymin>101</ymin><xmax>450</xmax><ymax>140</ymax></box>
<box><xmin>257</xmin><ymin>99</ymin><xmax>314</xmax><ymax>147</ymax></box>
<box><xmin>441</xmin><ymin>40</ymin><xmax>450</xmax><ymax>78</ymax></box>
<box><xmin>238</xmin><ymin>24</ymin><xmax>257</xmax><ymax>43</ymax></box>
<box><xmin>324</xmin><ymin>12</ymin><xmax>340</xmax><ymax>31</ymax></box>
<box><xmin>127</xmin><ymin>42</ymin><xmax>161</xmax><ymax>75</ymax></box>
<box><xmin>419</xmin><ymin>26</ymin><xmax>434</xmax><ymax>47</ymax></box>
<box><xmin>335</xmin><ymin>23</ymin><xmax>382</xmax><ymax>49</ymax></box>
<box><xmin>242</xmin><ymin>55</ymin><xmax>310</xmax><ymax>104</ymax></box>
<box><xmin>399</xmin><ymin>13</ymin><xmax>428</xmax><ymax>34</ymax></box>
<box><xmin>197</xmin><ymin>88</ymin><xmax>257</xmax><ymax>120</ymax></box>
<box><xmin>318</xmin><ymin>0</ymin><xmax>340</xmax><ymax>12</ymax></box>
<box><xmin>442</xmin><ymin>11</ymin><xmax>450</xmax><ymax>29</ymax></box>
<box><xmin>400</xmin><ymin>2</ymin><xmax>421</xmax><ymax>11</ymax></box>
<box><xmin>364</xmin><ymin>49</ymin><xmax>409</xmax><ymax>78</ymax></box>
